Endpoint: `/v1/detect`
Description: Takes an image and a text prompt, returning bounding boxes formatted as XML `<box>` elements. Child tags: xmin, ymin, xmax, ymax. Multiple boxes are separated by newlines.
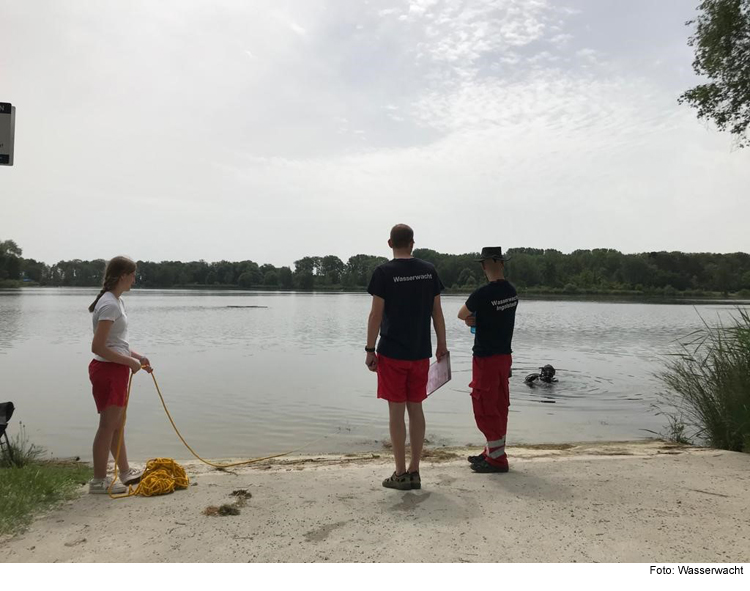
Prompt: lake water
<box><xmin>0</xmin><ymin>288</ymin><xmax>745</xmax><ymax>461</ymax></box>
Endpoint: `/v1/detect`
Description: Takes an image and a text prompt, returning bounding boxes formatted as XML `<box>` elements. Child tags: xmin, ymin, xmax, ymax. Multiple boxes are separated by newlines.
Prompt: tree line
<box><xmin>1</xmin><ymin>239</ymin><xmax>749</xmax><ymax>296</ymax></box>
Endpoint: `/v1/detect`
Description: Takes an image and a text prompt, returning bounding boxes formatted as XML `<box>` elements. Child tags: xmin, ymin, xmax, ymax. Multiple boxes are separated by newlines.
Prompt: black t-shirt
<box><xmin>465</xmin><ymin>280</ymin><xmax>518</xmax><ymax>357</ymax></box>
<box><xmin>367</xmin><ymin>258</ymin><xmax>444</xmax><ymax>360</ymax></box>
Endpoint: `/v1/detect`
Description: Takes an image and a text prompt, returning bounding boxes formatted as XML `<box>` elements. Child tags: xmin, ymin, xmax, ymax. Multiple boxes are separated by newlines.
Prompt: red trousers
<box><xmin>469</xmin><ymin>354</ymin><xmax>512</xmax><ymax>467</ymax></box>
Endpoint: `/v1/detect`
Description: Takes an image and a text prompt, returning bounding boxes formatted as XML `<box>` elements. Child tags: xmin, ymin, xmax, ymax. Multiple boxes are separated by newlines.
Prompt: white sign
<box><xmin>426</xmin><ymin>352</ymin><xmax>452</xmax><ymax>396</ymax></box>
<box><xmin>0</xmin><ymin>102</ymin><xmax>15</xmax><ymax>166</ymax></box>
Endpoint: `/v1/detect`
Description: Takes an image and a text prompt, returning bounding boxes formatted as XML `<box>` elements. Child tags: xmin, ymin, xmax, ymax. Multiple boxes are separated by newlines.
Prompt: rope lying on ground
<box><xmin>109</xmin><ymin>368</ymin><xmax>323</xmax><ymax>498</ymax></box>
<box><xmin>130</xmin><ymin>458</ymin><xmax>189</xmax><ymax>496</ymax></box>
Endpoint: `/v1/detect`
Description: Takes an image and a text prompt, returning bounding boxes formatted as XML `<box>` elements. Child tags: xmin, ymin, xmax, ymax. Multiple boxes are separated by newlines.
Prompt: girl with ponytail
<box><xmin>87</xmin><ymin>256</ymin><xmax>153</xmax><ymax>494</ymax></box>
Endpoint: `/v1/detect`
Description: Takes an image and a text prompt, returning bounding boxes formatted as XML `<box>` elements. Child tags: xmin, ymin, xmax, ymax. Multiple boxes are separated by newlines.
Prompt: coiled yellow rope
<box><xmin>135</xmin><ymin>458</ymin><xmax>189</xmax><ymax>496</ymax></box>
<box><xmin>108</xmin><ymin>368</ymin><xmax>322</xmax><ymax>499</ymax></box>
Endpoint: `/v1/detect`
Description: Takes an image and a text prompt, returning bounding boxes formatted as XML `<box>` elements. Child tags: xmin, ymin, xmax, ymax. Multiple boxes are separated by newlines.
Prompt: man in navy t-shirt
<box><xmin>458</xmin><ymin>246</ymin><xmax>518</xmax><ymax>473</ymax></box>
<box><xmin>366</xmin><ymin>224</ymin><xmax>448</xmax><ymax>491</ymax></box>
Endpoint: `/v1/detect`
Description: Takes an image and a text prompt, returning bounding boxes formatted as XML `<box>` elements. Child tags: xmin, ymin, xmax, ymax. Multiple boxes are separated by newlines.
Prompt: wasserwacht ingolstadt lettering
<box><xmin>491</xmin><ymin>296</ymin><xmax>519</xmax><ymax>311</ymax></box>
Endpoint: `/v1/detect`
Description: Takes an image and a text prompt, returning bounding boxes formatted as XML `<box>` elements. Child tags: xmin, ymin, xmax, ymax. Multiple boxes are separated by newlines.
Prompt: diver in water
<box><xmin>525</xmin><ymin>364</ymin><xmax>557</xmax><ymax>385</ymax></box>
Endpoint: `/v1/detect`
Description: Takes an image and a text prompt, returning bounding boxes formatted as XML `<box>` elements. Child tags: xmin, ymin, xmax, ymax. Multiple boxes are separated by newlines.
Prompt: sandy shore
<box><xmin>2</xmin><ymin>441</ymin><xmax>749</xmax><ymax>563</ymax></box>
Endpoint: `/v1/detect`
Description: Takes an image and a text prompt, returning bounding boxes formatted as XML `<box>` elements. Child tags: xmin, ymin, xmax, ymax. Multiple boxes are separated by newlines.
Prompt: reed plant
<box><xmin>658</xmin><ymin>308</ymin><xmax>750</xmax><ymax>452</ymax></box>
<box><xmin>1</xmin><ymin>422</ymin><xmax>45</xmax><ymax>468</ymax></box>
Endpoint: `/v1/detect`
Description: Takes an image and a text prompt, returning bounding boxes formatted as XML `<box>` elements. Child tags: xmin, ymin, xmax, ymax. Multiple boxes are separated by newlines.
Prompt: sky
<box><xmin>0</xmin><ymin>0</ymin><xmax>748</xmax><ymax>267</ymax></box>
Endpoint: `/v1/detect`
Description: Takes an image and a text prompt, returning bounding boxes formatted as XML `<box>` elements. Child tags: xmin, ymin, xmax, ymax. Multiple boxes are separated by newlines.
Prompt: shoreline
<box><xmin>2</xmin><ymin>440</ymin><xmax>749</xmax><ymax>563</ymax></box>
<box><xmin>4</xmin><ymin>284</ymin><xmax>750</xmax><ymax>305</ymax></box>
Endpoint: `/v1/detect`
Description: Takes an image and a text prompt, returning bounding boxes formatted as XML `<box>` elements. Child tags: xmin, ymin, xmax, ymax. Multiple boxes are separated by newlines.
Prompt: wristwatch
<box><xmin>365</xmin><ymin>346</ymin><xmax>376</xmax><ymax>353</ymax></box>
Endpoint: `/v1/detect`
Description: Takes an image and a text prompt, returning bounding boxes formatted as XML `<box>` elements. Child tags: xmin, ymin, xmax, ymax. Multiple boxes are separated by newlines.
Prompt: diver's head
<box><xmin>540</xmin><ymin>365</ymin><xmax>556</xmax><ymax>381</ymax></box>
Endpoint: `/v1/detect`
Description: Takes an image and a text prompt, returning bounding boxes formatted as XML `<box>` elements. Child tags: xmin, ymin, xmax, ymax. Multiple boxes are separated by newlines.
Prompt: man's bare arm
<box><xmin>367</xmin><ymin>296</ymin><xmax>384</xmax><ymax>349</ymax></box>
<box><xmin>365</xmin><ymin>296</ymin><xmax>385</xmax><ymax>371</ymax></box>
<box><xmin>458</xmin><ymin>304</ymin><xmax>475</xmax><ymax>327</ymax></box>
<box><xmin>432</xmin><ymin>295</ymin><xmax>448</xmax><ymax>360</ymax></box>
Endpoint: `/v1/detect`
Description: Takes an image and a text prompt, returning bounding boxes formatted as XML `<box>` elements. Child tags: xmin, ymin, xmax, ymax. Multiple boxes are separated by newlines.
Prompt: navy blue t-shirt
<box><xmin>465</xmin><ymin>280</ymin><xmax>518</xmax><ymax>357</ymax></box>
<box><xmin>367</xmin><ymin>258</ymin><xmax>444</xmax><ymax>360</ymax></box>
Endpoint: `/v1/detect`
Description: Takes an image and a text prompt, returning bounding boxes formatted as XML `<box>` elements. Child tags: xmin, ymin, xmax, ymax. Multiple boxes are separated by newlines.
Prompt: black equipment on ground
<box><xmin>0</xmin><ymin>401</ymin><xmax>15</xmax><ymax>453</ymax></box>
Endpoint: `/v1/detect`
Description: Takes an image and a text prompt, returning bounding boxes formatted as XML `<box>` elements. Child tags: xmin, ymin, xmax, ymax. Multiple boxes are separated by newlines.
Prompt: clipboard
<box><xmin>426</xmin><ymin>352</ymin><xmax>452</xmax><ymax>396</ymax></box>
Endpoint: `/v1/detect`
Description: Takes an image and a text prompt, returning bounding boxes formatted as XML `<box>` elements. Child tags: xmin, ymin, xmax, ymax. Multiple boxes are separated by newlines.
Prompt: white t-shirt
<box><xmin>92</xmin><ymin>292</ymin><xmax>130</xmax><ymax>361</ymax></box>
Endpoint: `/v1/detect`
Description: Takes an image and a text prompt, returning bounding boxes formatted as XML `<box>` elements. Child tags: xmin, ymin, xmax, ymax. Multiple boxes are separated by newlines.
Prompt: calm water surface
<box><xmin>0</xmin><ymin>288</ymin><xmax>745</xmax><ymax>460</ymax></box>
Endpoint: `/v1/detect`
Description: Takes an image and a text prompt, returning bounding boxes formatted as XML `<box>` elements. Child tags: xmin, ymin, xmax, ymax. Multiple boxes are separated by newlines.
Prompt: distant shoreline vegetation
<box><xmin>1</xmin><ymin>239</ymin><xmax>750</xmax><ymax>298</ymax></box>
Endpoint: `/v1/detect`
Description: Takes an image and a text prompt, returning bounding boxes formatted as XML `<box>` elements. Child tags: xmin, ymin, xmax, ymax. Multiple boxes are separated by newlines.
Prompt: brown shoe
<box><xmin>409</xmin><ymin>471</ymin><xmax>421</xmax><ymax>489</ymax></box>
<box><xmin>382</xmin><ymin>471</ymin><xmax>412</xmax><ymax>490</ymax></box>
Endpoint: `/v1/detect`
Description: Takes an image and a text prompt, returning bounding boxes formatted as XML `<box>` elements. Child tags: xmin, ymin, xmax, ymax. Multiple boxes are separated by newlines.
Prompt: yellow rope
<box><xmin>108</xmin><ymin>368</ymin><xmax>323</xmax><ymax>499</ymax></box>
<box><xmin>136</xmin><ymin>458</ymin><xmax>189</xmax><ymax>496</ymax></box>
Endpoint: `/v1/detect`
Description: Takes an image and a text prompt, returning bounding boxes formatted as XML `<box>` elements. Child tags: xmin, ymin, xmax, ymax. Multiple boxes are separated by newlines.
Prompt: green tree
<box><xmin>343</xmin><ymin>254</ymin><xmax>387</xmax><ymax>287</ymax></box>
<box><xmin>0</xmin><ymin>239</ymin><xmax>23</xmax><ymax>280</ymax></box>
<box><xmin>238</xmin><ymin>272</ymin><xmax>255</xmax><ymax>288</ymax></box>
<box><xmin>293</xmin><ymin>257</ymin><xmax>317</xmax><ymax>289</ymax></box>
<box><xmin>263</xmin><ymin>270</ymin><xmax>279</xmax><ymax>286</ymax></box>
<box><xmin>278</xmin><ymin>266</ymin><xmax>293</xmax><ymax>289</ymax></box>
<box><xmin>320</xmin><ymin>255</ymin><xmax>345</xmax><ymax>285</ymax></box>
<box><xmin>0</xmin><ymin>239</ymin><xmax>22</xmax><ymax>258</ymax></box>
<box><xmin>679</xmin><ymin>0</ymin><xmax>750</xmax><ymax>147</ymax></box>
<box><xmin>540</xmin><ymin>256</ymin><xmax>560</xmax><ymax>288</ymax></box>
<box><xmin>505</xmin><ymin>253</ymin><xmax>541</xmax><ymax>287</ymax></box>
<box><xmin>295</xmin><ymin>272</ymin><xmax>315</xmax><ymax>290</ymax></box>
<box><xmin>621</xmin><ymin>255</ymin><xmax>652</xmax><ymax>288</ymax></box>
<box><xmin>21</xmin><ymin>258</ymin><xmax>47</xmax><ymax>283</ymax></box>
<box><xmin>293</xmin><ymin>257</ymin><xmax>317</xmax><ymax>275</ymax></box>
<box><xmin>259</xmin><ymin>264</ymin><xmax>277</xmax><ymax>277</ymax></box>
<box><xmin>236</xmin><ymin>261</ymin><xmax>261</xmax><ymax>286</ymax></box>
<box><xmin>457</xmin><ymin>268</ymin><xmax>477</xmax><ymax>287</ymax></box>
<box><xmin>712</xmin><ymin>259</ymin><xmax>734</xmax><ymax>294</ymax></box>
<box><xmin>189</xmin><ymin>261</ymin><xmax>210</xmax><ymax>284</ymax></box>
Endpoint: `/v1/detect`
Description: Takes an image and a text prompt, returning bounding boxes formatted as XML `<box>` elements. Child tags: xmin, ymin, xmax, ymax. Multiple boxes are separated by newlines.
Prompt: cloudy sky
<box><xmin>1</xmin><ymin>0</ymin><xmax>747</xmax><ymax>266</ymax></box>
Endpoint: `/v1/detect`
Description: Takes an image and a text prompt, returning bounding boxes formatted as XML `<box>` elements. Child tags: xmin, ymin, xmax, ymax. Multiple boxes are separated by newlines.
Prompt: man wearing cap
<box><xmin>365</xmin><ymin>224</ymin><xmax>448</xmax><ymax>490</ymax></box>
<box><xmin>457</xmin><ymin>247</ymin><xmax>518</xmax><ymax>473</ymax></box>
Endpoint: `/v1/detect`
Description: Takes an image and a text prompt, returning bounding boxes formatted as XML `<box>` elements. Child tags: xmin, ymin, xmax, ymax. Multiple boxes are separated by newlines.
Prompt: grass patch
<box><xmin>1</xmin><ymin>422</ymin><xmax>45</xmax><ymax>468</ymax></box>
<box><xmin>662</xmin><ymin>414</ymin><xmax>693</xmax><ymax>446</ymax></box>
<box><xmin>657</xmin><ymin>308</ymin><xmax>750</xmax><ymax>452</ymax></box>
<box><xmin>1</xmin><ymin>427</ymin><xmax>91</xmax><ymax>535</ymax></box>
<box><xmin>0</xmin><ymin>461</ymin><xmax>92</xmax><ymax>536</ymax></box>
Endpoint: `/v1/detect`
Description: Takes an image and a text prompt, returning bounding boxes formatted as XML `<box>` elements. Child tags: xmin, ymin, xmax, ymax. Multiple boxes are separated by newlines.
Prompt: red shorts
<box><xmin>469</xmin><ymin>354</ymin><xmax>512</xmax><ymax>402</ymax></box>
<box><xmin>89</xmin><ymin>359</ymin><xmax>130</xmax><ymax>413</ymax></box>
<box><xmin>376</xmin><ymin>355</ymin><xmax>429</xmax><ymax>404</ymax></box>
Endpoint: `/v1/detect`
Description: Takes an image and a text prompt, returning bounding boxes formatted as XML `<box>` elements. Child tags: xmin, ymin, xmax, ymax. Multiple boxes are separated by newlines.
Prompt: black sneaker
<box><xmin>468</xmin><ymin>453</ymin><xmax>486</xmax><ymax>465</ymax></box>
<box><xmin>382</xmin><ymin>471</ymin><xmax>412</xmax><ymax>490</ymax></box>
<box><xmin>470</xmin><ymin>458</ymin><xmax>509</xmax><ymax>473</ymax></box>
<box><xmin>409</xmin><ymin>471</ymin><xmax>421</xmax><ymax>490</ymax></box>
